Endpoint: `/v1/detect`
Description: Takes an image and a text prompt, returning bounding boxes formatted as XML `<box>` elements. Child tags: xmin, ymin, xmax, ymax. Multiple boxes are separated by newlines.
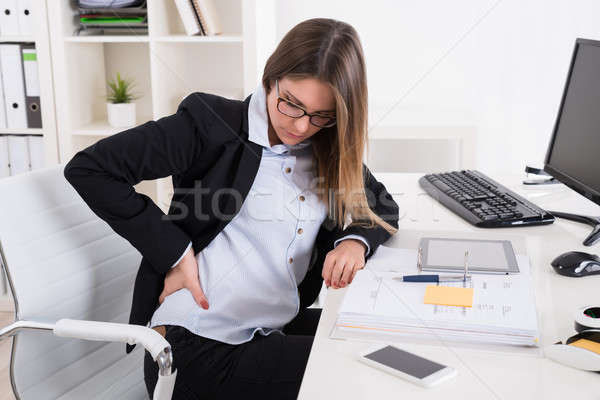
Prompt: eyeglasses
<box><xmin>275</xmin><ymin>80</ymin><xmax>337</xmax><ymax>128</ymax></box>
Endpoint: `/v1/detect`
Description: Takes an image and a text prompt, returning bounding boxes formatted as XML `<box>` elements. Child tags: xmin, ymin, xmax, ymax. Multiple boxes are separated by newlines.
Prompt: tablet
<box><xmin>419</xmin><ymin>237</ymin><xmax>519</xmax><ymax>274</ymax></box>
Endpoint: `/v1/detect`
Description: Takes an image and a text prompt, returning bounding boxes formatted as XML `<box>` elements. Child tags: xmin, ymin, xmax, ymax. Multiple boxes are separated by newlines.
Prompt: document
<box><xmin>332</xmin><ymin>248</ymin><xmax>539</xmax><ymax>347</ymax></box>
<box><xmin>363</xmin><ymin>245</ymin><xmax>417</xmax><ymax>273</ymax></box>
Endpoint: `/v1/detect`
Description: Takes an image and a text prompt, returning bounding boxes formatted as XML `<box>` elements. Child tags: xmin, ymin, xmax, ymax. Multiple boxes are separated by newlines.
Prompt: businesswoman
<box><xmin>64</xmin><ymin>18</ymin><xmax>399</xmax><ymax>400</ymax></box>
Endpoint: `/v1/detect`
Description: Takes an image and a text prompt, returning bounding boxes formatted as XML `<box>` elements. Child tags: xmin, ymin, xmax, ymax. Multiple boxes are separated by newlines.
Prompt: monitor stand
<box><xmin>549</xmin><ymin>211</ymin><xmax>600</xmax><ymax>246</ymax></box>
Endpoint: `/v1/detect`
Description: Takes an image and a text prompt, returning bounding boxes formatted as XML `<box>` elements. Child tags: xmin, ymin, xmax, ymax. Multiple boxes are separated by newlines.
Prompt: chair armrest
<box><xmin>54</xmin><ymin>319</ymin><xmax>177</xmax><ymax>400</ymax></box>
<box><xmin>0</xmin><ymin>320</ymin><xmax>55</xmax><ymax>338</ymax></box>
<box><xmin>1</xmin><ymin>319</ymin><xmax>177</xmax><ymax>400</ymax></box>
<box><xmin>54</xmin><ymin>318</ymin><xmax>169</xmax><ymax>360</ymax></box>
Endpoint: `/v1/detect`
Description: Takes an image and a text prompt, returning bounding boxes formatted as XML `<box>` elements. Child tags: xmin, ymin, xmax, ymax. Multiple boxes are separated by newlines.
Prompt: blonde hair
<box><xmin>262</xmin><ymin>18</ymin><xmax>397</xmax><ymax>235</ymax></box>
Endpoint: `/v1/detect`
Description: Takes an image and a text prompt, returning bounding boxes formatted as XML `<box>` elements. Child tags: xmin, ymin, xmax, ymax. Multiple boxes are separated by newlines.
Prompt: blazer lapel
<box><xmin>220</xmin><ymin>95</ymin><xmax>263</xmax><ymax>221</ymax></box>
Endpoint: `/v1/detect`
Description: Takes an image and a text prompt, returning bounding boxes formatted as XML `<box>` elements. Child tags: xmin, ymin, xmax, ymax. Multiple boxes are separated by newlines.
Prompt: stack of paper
<box><xmin>79</xmin><ymin>0</ymin><xmax>144</xmax><ymax>7</ymax></box>
<box><xmin>77</xmin><ymin>0</ymin><xmax>147</xmax><ymax>34</ymax></box>
<box><xmin>331</xmin><ymin>246</ymin><xmax>540</xmax><ymax>347</ymax></box>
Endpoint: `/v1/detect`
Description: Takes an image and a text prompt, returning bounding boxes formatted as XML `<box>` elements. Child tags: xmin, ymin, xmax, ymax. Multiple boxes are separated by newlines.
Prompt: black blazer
<box><xmin>63</xmin><ymin>92</ymin><xmax>399</xmax><ymax>353</ymax></box>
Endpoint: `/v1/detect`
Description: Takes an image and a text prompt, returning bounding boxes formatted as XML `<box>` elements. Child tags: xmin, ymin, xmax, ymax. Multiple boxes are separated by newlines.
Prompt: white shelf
<box><xmin>71</xmin><ymin>116</ymin><xmax>153</xmax><ymax>136</ymax></box>
<box><xmin>64</xmin><ymin>35</ymin><xmax>150</xmax><ymax>43</ymax></box>
<box><xmin>0</xmin><ymin>128</ymin><xmax>44</xmax><ymax>135</ymax></box>
<box><xmin>64</xmin><ymin>35</ymin><xmax>243</xmax><ymax>44</ymax></box>
<box><xmin>0</xmin><ymin>35</ymin><xmax>36</xmax><ymax>42</ymax></box>
<box><xmin>152</xmin><ymin>34</ymin><xmax>243</xmax><ymax>43</ymax></box>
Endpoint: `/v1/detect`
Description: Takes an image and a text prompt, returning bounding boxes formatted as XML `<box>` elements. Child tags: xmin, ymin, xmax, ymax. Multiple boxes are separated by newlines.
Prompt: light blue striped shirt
<box><xmin>150</xmin><ymin>85</ymin><xmax>369</xmax><ymax>344</ymax></box>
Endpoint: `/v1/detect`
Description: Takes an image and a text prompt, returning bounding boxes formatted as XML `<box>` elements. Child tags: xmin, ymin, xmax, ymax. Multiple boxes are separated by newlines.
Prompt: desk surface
<box><xmin>298</xmin><ymin>172</ymin><xmax>600</xmax><ymax>399</ymax></box>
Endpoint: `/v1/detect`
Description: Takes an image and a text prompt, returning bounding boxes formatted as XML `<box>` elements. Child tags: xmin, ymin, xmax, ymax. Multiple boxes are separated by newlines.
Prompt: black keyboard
<box><xmin>419</xmin><ymin>170</ymin><xmax>555</xmax><ymax>227</ymax></box>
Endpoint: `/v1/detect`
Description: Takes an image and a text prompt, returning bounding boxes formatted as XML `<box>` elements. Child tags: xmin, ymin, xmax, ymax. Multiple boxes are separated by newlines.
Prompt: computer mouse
<box><xmin>551</xmin><ymin>251</ymin><xmax>600</xmax><ymax>277</ymax></box>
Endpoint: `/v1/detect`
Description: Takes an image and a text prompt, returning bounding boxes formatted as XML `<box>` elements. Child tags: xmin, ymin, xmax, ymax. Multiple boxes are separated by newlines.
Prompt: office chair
<box><xmin>0</xmin><ymin>164</ymin><xmax>176</xmax><ymax>399</ymax></box>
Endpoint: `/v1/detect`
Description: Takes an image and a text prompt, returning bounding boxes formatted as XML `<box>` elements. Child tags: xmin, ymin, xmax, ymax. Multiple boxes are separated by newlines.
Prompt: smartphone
<box><xmin>358</xmin><ymin>344</ymin><xmax>457</xmax><ymax>387</ymax></box>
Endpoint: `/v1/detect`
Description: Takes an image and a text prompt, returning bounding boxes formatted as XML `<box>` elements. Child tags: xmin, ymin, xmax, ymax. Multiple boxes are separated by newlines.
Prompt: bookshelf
<box><xmin>0</xmin><ymin>0</ymin><xmax>59</xmax><ymax>164</ymax></box>
<box><xmin>47</xmin><ymin>0</ymin><xmax>261</xmax><ymax>212</ymax></box>
<box><xmin>0</xmin><ymin>0</ymin><xmax>60</xmax><ymax>312</ymax></box>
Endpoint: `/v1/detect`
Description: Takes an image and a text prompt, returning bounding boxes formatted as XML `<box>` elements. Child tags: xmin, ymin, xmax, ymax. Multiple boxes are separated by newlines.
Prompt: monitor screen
<box><xmin>545</xmin><ymin>40</ymin><xmax>600</xmax><ymax>200</ymax></box>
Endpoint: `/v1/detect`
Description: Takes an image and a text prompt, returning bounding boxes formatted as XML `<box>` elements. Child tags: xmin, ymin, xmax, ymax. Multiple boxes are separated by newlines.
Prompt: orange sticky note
<box><xmin>424</xmin><ymin>285</ymin><xmax>474</xmax><ymax>307</ymax></box>
<box><xmin>569</xmin><ymin>338</ymin><xmax>600</xmax><ymax>355</ymax></box>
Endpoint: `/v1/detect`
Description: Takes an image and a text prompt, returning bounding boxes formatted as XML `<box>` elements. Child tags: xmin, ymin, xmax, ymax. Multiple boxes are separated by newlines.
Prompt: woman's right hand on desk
<box><xmin>159</xmin><ymin>246</ymin><xmax>209</xmax><ymax>310</ymax></box>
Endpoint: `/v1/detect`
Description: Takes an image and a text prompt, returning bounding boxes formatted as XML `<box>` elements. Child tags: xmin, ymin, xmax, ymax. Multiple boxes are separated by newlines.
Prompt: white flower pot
<box><xmin>107</xmin><ymin>102</ymin><xmax>136</xmax><ymax>128</ymax></box>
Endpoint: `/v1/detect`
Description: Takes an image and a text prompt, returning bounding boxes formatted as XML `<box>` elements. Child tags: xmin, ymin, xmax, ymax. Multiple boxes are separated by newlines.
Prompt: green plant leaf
<box><xmin>106</xmin><ymin>72</ymin><xmax>141</xmax><ymax>104</ymax></box>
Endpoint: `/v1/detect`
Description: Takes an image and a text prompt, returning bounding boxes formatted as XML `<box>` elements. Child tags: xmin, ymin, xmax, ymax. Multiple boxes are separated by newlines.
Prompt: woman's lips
<box><xmin>284</xmin><ymin>130</ymin><xmax>302</xmax><ymax>139</ymax></box>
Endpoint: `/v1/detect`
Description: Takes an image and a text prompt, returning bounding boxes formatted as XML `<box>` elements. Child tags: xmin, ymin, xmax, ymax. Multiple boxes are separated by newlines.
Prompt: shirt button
<box><xmin>289</xmin><ymin>257</ymin><xmax>294</xmax><ymax>264</ymax></box>
<box><xmin>297</xmin><ymin>228</ymin><xmax>303</xmax><ymax>234</ymax></box>
<box><xmin>299</xmin><ymin>195</ymin><xmax>305</xmax><ymax>202</ymax></box>
<box><xmin>285</xmin><ymin>167</ymin><xmax>292</xmax><ymax>173</ymax></box>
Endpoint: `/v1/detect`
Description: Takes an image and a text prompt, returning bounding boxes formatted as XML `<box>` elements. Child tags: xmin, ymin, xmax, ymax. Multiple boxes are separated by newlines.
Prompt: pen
<box><xmin>396</xmin><ymin>274</ymin><xmax>472</xmax><ymax>283</ymax></box>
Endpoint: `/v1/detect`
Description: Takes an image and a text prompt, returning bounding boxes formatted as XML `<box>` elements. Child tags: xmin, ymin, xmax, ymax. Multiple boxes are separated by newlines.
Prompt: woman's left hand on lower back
<box><xmin>321</xmin><ymin>239</ymin><xmax>366</xmax><ymax>289</ymax></box>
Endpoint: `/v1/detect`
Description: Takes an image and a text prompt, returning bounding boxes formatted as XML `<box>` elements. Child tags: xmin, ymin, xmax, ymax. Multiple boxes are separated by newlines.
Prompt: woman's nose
<box><xmin>294</xmin><ymin>115</ymin><xmax>311</xmax><ymax>134</ymax></box>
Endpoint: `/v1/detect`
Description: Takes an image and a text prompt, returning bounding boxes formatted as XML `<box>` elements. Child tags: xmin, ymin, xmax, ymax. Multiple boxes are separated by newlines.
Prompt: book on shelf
<box><xmin>175</xmin><ymin>0</ymin><xmax>222</xmax><ymax>36</ymax></box>
<box><xmin>174</xmin><ymin>0</ymin><xmax>203</xmax><ymax>36</ymax></box>
<box><xmin>191</xmin><ymin>0</ymin><xmax>222</xmax><ymax>36</ymax></box>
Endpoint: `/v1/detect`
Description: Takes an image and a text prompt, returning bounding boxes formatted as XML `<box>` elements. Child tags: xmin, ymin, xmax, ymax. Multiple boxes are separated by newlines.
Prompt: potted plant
<box><xmin>106</xmin><ymin>72</ymin><xmax>140</xmax><ymax>128</ymax></box>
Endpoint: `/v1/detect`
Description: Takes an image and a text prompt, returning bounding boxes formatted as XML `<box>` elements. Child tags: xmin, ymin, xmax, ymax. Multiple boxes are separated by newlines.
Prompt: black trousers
<box><xmin>144</xmin><ymin>307</ymin><xmax>322</xmax><ymax>400</ymax></box>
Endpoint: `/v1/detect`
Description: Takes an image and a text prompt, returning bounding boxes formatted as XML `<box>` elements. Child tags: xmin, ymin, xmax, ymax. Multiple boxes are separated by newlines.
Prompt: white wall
<box><xmin>259</xmin><ymin>0</ymin><xmax>600</xmax><ymax>174</ymax></box>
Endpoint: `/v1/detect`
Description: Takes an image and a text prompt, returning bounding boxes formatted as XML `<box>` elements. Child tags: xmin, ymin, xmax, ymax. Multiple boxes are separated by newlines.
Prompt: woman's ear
<box><xmin>264</xmin><ymin>81</ymin><xmax>274</xmax><ymax>96</ymax></box>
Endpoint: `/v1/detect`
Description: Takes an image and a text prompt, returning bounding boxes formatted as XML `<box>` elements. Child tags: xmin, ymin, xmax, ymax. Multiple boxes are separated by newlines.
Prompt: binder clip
<box><xmin>545</xmin><ymin>306</ymin><xmax>600</xmax><ymax>372</ymax></box>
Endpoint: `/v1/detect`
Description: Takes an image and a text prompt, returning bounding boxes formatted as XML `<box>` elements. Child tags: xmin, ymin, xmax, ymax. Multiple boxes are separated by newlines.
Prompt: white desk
<box><xmin>299</xmin><ymin>172</ymin><xmax>600</xmax><ymax>399</ymax></box>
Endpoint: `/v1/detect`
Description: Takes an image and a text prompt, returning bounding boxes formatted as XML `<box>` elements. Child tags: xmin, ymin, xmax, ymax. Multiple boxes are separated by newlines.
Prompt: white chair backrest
<box><xmin>0</xmin><ymin>164</ymin><xmax>147</xmax><ymax>399</ymax></box>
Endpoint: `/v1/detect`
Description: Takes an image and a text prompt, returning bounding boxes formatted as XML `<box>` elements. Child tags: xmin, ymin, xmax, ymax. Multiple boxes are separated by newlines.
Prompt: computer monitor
<box><xmin>544</xmin><ymin>38</ymin><xmax>600</xmax><ymax>246</ymax></box>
